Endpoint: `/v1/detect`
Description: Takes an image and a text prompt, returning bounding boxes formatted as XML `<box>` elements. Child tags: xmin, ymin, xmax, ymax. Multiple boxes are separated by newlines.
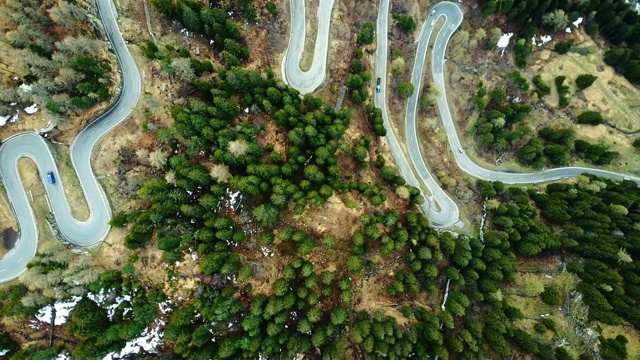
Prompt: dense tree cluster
<box><xmin>484</xmin><ymin>176</ymin><xmax>640</xmax><ymax>331</ymax></box>
<box><xmin>473</xmin><ymin>82</ymin><xmax>533</xmax><ymax>154</ymax></box>
<box><xmin>346</xmin><ymin>50</ymin><xmax>371</xmax><ymax>104</ymax></box>
<box><xmin>151</xmin><ymin>0</ymin><xmax>247</xmax><ymax>67</ymax></box>
<box><xmin>480</xmin><ymin>0</ymin><xmax>640</xmax><ymax>84</ymax></box>
<box><xmin>517</xmin><ymin>126</ymin><xmax>617</xmax><ymax>167</ymax></box>
<box><xmin>0</xmin><ymin>0</ymin><xmax>112</xmax><ymax>115</ymax></box>
<box><xmin>365</xmin><ymin>104</ymin><xmax>387</xmax><ymax>137</ymax></box>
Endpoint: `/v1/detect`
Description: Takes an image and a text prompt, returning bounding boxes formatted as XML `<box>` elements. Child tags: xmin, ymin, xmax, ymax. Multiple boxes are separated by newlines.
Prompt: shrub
<box><xmin>397</xmin><ymin>81</ymin><xmax>415</xmax><ymax>99</ymax></box>
<box><xmin>541</xmin><ymin>317</ymin><xmax>557</xmax><ymax>331</ymax></box>
<box><xmin>508</xmin><ymin>71</ymin><xmax>530</xmax><ymax>92</ymax></box>
<box><xmin>555</xmin><ymin>76</ymin><xmax>570</xmax><ymax>108</ymax></box>
<box><xmin>554</xmin><ymin>39</ymin><xmax>574</xmax><ymax>54</ymax></box>
<box><xmin>540</xmin><ymin>286</ymin><xmax>563</xmax><ymax>306</ymax></box>
<box><xmin>393</xmin><ymin>14</ymin><xmax>417</xmax><ymax>34</ymax></box>
<box><xmin>514</xmin><ymin>39</ymin><xmax>532</xmax><ymax>68</ymax></box>
<box><xmin>357</xmin><ymin>22</ymin><xmax>375</xmax><ymax>45</ymax></box>
<box><xmin>534</xmin><ymin>322</ymin><xmax>547</xmax><ymax>333</ymax></box>
<box><xmin>265</xmin><ymin>1</ymin><xmax>277</xmax><ymax>16</ymax></box>
<box><xmin>533</xmin><ymin>75</ymin><xmax>551</xmax><ymax>97</ymax></box>
<box><xmin>576</xmin><ymin>111</ymin><xmax>603</xmax><ymax>125</ymax></box>
<box><xmin>575</xmin><ymin>74</ymin><xmax>597</xmax><ymax>90</ymax></box>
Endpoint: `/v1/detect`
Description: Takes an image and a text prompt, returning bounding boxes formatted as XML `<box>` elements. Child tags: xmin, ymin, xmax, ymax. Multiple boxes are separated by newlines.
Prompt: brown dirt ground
<box><xmin>299</xmin><ymin>0</ymin><xmax>320</xmax><ymax>72</ymax></box>
<box><xmin>355</xmin><ymin>274</ymin><xmax>411</xmax><ymax>326</ymax></box>
<box><xmin>0</xmin><ymin>190</ymin><xmax>18</xmax><ymax>258</ymax></box>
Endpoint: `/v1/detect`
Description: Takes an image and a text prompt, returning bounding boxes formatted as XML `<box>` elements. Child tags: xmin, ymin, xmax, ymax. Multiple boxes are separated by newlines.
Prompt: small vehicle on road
<box><xmin>431</xmin><ymin>20</ymin><xmax>436</xmax><ymax>26</ymax></box>
<box><xmin>458</xmin><ymin>148</ymin><xmax>463</xmax><ymax>153</ymax></box>
<box><xmin>376</xmin><ymin>77</ymin><xmax>381</xmax><ymax>93</ymax></box>
<box><xmin>47</xmin><ymin>171</ymin><xmax>56</xmax><ymax>184</ymax></box>
<box><xmin>430</xmin><ymin>8</ymin><xmax>437</xmax><ymax>16</ymax></box>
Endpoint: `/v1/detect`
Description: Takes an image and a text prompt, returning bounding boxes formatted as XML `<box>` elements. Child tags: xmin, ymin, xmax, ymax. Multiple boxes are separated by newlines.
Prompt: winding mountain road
<box><xmin>0</xmin><ymin>0</ymin><xmax>141</xmax><ymax>282</ymax></box>
<box><xmin>284</xmin><ymin>0</ymin><xmax>640</xmax><ymax>229</ymax></box>
<box><xmin>281</xmin><ymin>0</ymin><xmax>335</xmax><ymax>95</ymax></box>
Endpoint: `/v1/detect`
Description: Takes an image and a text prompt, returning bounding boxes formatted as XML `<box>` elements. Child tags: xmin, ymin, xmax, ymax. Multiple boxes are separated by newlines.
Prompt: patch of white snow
<box><xmin>102</xmin><ymin>320</ymin><xmax>164</xmax><ymax>359</ymax></box>
<box><xmin>36</xmin><ymin>296</ymin><xmax>82</xmax><ymax>325</ymax></box>
<box><xmin>87</xmin><ymin>289</ymin><xmax>133</xmax><ymax>321</ymax></box>
<box><xmin>261</xmin><ymin>246</ymin><xmax>274</xmax><ymax>257</ymax></box>
<box><xmin>540</xmin><ymin>35</ymin><xmax>552</xmax><ymax>45</ymax></box>
<box><xmin>55</xmin><ymin>351</ymin><xmax>70</xmax><ymax>360</ymax></box>
<box><xmin>572</xmin><ymin>17</ymin><xmax>583</xmax><ymax>27</ymax></box>
<box><xmin>19</xmin><ymin>83</ymin><xmax>32</xmax><ymax>92</ymax></box>
<box><xmin>496</xmin><ymin>33</ymin><xmax>514</xmax><ymax>56</ymax></box>
<box><xmin>565</xmin><ymin>27</ymin><xmax>572</xmax><ymax>33</ymax></box>
<box><xmin>1</xmin><ymin>350</ymin><xmax>9</xmax><ymax>356</ymax></box>
<box><xmin>158</xmin><ymin>300</ymin><xmax>173</xmax><ymax>314</ymax></box>
<box><xmin>0</xmin><ymin>114</ymin><xmax>9</xmax><ymax>127</ymax></box>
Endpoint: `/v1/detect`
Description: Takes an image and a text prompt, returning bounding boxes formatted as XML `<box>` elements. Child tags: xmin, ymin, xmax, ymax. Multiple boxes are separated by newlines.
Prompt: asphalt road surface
<box><xmin>281</xmin><ymin>0</ymin><xmax>334</xmax><ymax>95</ymax></box>
<box><xmin>0</xmin><ymin>0</ymin><xmax>141</xmax><ymax>282</ymax></box>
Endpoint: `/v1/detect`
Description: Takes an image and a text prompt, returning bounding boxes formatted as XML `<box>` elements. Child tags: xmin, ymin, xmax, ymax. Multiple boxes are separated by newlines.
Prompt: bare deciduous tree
<box><xmin>55</xmin><ymin>37</ymin><xmax>103</xmax><ymax>58</ymax></box>
<box><xmin>149</xmin><ymin>150</ymin><xmax>168</xmax><ymax>169</ymax></box>
<box><xmin>170</xmin><ymin>57</ymin><xmax>196</xmax><ymax>83</ymax></box>
<box><xmin>395</xmin><ymin>186</ymin><xmax>410</xmax><ymax>199</ymax></box>
<box><xmin>210</xmin><ymin>163</ymin><xmax>232</xmax><ymax>183</ymax></box>
<box><xmin>48</xmin><ymin>1</ymin><xmax>87</xmax><ymax>30</ymax></box>
<box><xmin>165</xmin><ymin>170</ymin><xmax>177</xmax><ymax>185</ymax></box>
<box><xmin>489</xmin><ymin>28</ymin><xmax>503</xmax><ymax>48</ymax></box>
<box><xmin>228</xmin><ymin>139</ymin><xmax>249</xmax><ymax>157</ymax></box>
<box><xmin>391</xmin><ymin>57</ymin><xmax>405</xmax><ymax>77</ymax></box>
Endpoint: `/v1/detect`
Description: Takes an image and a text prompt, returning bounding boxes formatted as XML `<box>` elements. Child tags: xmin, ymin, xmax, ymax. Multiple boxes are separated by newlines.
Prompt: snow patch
<box><xmin>158</xmin><ymin>300</ymin><xmax>173</xmax><ymax>314</ymax></box>
<box><xmin>565</xmin><ymin>27</ymin><xmax>572</xmax><ymax>33</ymax></box>
<box><xmin>572</xmin><ymin>17</ymin><xmax>583</xmax><ymax>27</ymax></box>
<box><xmin>55</xmin><ymin>352</ymin><xmax>70</xmax><ymax>360</ymax></box>
<box><xmin>36</xmin><ymin>296</ymin><xmax>82</xmax><ymax>325</ymax></box>
<box><xmin>19</xmin><ymin>83</ymin><xmax>32</xmax><ymax>92</ymax></box>
<box><xmin>87</xmin><ymin>289</ymin><xmax>133</xmax><ymax>321</ymax></box>
<box><xmin>1</xmin><ymin>350</ymin><xmax>9</xmax><ymax>356</ymax></box>
<box><xmin>224</xmin><ymin>188</ymin><xmax>243</xmax><ymax>212</ymax></box>
<box><xmin>24</xmin><ymin>104</ymin><xmax>38</xmax><ymax>114</ymax></box>
<box><xmin>496</xmin><ymin>32</ymin><xmax>514</xmax><ymax>56</ymax></box>
<box><xmin>532</xmin><ymin>35</ymin><xmax>552</xmax><ymax>47</ymax></box>
<box><xmin>261</xmin><ymin>246</ymin><xmax>274</xmax><ymax>257</ymax></box>
<box><xmin>0</xmin><ymin>114</ymin><xmax>9</xmax><ymax>127</ymax></box>
<box><xmin>102</xmin><ymin>319</ymin><xmax>164</xmax><ymax>359</ymax></box>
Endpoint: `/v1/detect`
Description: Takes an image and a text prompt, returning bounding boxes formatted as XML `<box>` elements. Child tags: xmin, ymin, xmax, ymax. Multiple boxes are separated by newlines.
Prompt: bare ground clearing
<box><xmin>299</xmin><ymin>0</ymin><xmax>320</xmax><ymax>71</ymax></box>
<box><xmin>0</xmin><ymin>189</ymin><xmax>18</xmax><ymax>258</ymax></box>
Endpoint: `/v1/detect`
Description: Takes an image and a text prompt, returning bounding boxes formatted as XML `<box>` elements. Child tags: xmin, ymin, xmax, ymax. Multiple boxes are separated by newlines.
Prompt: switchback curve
<box><xmin>0</xmin><ymin>0</ymin><xmax>141</xmax><ymax>282</ymax></box>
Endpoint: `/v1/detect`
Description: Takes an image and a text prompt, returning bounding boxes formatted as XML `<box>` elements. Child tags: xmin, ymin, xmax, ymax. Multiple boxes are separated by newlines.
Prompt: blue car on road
<box><xmin>47</xmin><ymin>171</ymin><xmax>56</xmax><ymax>184</ymax></box>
